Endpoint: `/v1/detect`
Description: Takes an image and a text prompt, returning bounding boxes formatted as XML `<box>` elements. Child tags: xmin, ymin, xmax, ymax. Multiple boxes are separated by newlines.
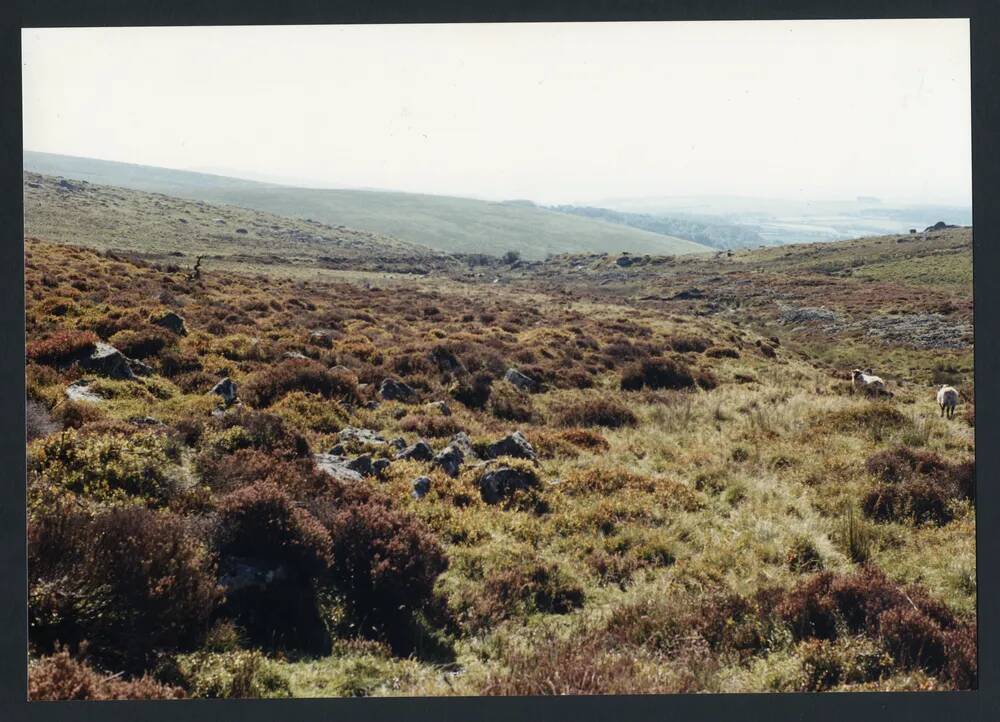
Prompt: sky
<box><xmin>22</xmin><ymin>20</ymin><xmax>971</xmax><ymax>206</ymax></box>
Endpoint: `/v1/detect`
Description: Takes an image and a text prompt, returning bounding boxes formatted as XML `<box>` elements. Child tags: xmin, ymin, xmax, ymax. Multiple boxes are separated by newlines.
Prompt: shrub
<box><xmin>196</xmin><ymin>448</ymin><xmax>327</xmax><ymax>496</ymax></box>
<box><xmin>827</xmin><ymin>404</ymin><xmax>909</xmax><ymax>436</ymax></box>
<box><xmin>460</xmin><ymin>556</ymin><xmax>584</xmax><ymax>631</ymax></box>
<box><xmin>450</xmin><ymin>371</ymin><xmax>492</xmax><ymax>409</ymax></box>
<box><xmin>242</xmin><ymin>358</ymin><xmax>359</xmax><ymax>408</ymax></box>
<box><xmin>785</xmin><ymin>535</ymin><xmax>824</xmax><ymax>573</ymax></box>
<box><xmin>29</xmin><ymin>648</ymin><xmax>185</xmax><ymax>700</ymax></box>
<box><xmin>559</xmin><ymin>428</ymin><xmax>610</xmax><ymax>452</ymax></box>
<box><xmin>308</xmin><ymin>493</ymin><xmax>448</xmax><ymax>651</ymax></box>
<box><xmin>479</xmin><ymin>632</ymin><xmax>653</xmax><ymax>695</ymax></box>
<box><xmin>29</xmin><ymin>428</ymin><xmax>174</xmax><ymax>506</ymax></box>
<box><xmin>269</xmin><ymin>391</ymin><xmax>348</xmax><ymax>434</ymax></box>
<box><xmin>159</xmin><ymin>650</ymin><xmax>292</xmax><ymax>699</ymax></box>
<box><xmin>554</xmin><ymin>396</ymin><xmax>637</xmax><ymax>428</ymax></box>
<box><xmin>158</xmin><ymin>347</ymin><xmax>203</xmax><ymax>377</ymax></box>
<box><xmin>487</xmin><ymin>381</ymin><xmax>534</xmax><ymax>422</ymax></box>
<box><xmin>208</xmin><ymin>408</ymin><xmax>311</xmax><ymax>460</ymax></box>
<box><xmin>667</xmin><ymin>335</ymin><xmax>712</xmax><ymax>353</ymax></box>
<box><xmin>705</xmin><ymin>346</ymin><xmax>740</xmax><ymax>359</ymax></box>
<box><xmin>28</xmin><ymin>504</ymin><xmax>221</xmax><ymax>672</ymax></box>
<box><xmin>214</xmin><ymin>482</ymin><xmax>333</xmax><ymax>652</ymax></box>
<box><xmin>398</xmin><ymin>413</ymin><xmax>463</xmax><ymax>438</ymax></box>
<box><xmin>26</xmin><ymin>399</ymin><xmax>59</xmax><ymax>442</ymax></box>
<box><xmin>771</xmin><ymin>567</ymin><xmax>975</xmax><ymax>686</ymax></box>
<box><xmin>879</xmin><ymin>607</ymin><xmax>946</xmax><ymax>672</ymax></box>
<box><xmin>26</xmin><ymin>329</ymin><xmax>98</xmax><ymax>366</ymax></box>
<box><xmin>620</xmin><ymin>356</ymin><xmax>696</xmax><ymax>391</ymax></box>
<box><xmin>861</xmin><ymin>447</ymin><xmax>974</xmax><ymax>525</ymax></box>
<box><xmin>108</xmin><ymin>326</ymin><xmax>173</xmax><ymax>358</ymax></box>
<box><xmin>216</xmin><ymin>481</ymin><xmax>332</xmax><ymax>576</ymax></box>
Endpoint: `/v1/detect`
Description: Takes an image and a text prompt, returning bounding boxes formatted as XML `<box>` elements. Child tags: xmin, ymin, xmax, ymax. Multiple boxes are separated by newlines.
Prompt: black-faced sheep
<box><xmin>937</xmin><ymin>384</ymin><xmax>959</xmax><ymax>419</ymax></box>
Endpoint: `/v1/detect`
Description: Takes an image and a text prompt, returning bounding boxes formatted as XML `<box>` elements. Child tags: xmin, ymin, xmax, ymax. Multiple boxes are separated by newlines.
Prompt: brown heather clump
<box><xmin>108</xmin><ymin>326</ymin><xmax>173</xmax><ymax>359</ymax></box>
<box><xmin>29</xmin><ymin>648</ymin><xmax>185</xmax><ymax>700</ymax></box>
<box><xmin>242</xmin><ymin>357</ymin><xmax>359</xmax><ymax>407</ymax></box>
<box><xmin>460</xmin><ymin>558</ymin><xmax>584</xmax><ymax>632</ymax></box>
<box><xmin>26</xmin><ymin>329</ymin><xmax>98</xmax><ymax>365</ymax></box>
<box><xmin>554</xmin><ymin>395</ymin><xmax>637</xmax><ymax>428</ymax></box>
<box><xmin>667</xmin><ymin>335</ymin><xmax>712</xmax><ymax>353</ymax></box>
<box><xmin>705</xmin><ymin>345</ymin><xmax>740</xmax><ymax>359</ymax></box>
<box><xmin>29</xmin><ymin>503</ymin><xmax>221</xmax><ymax>673</ymax></box>
<box><xmin>216</xmin><ymin>481</ymin><xmax>332</xmax><ymax>576</ymax></box>
<box><xmin>620</xmin><ymin>355</ymin><xmax>696</xmax><ymax>391</ymax></box>
<box><xmin>308</xmin><ymin>493</ymin><xmax>448</xmax><ymax>651</ymax></box>
<box><xmin>399</xmin><ymin>413</ymin><xmax>465</xmax><ymax>438</ymax></box>
<box><xmin>861</xmin><ymin>446</ymin><xmax>975</xmax><ymax>525</ymax></box>
<box><xmin>771</xmin><ymin>567</ymin><xmax>976</xmax><ymax>688</ymax></box>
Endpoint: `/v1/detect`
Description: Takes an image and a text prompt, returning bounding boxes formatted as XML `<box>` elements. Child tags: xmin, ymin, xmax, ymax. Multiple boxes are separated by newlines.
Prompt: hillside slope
<box><xmin>23</xmin><ymin>152</ymin><xmax>712</xmax><ymax>259</ymax></box>
<box><xmin>23</xmin><ymin>171</ymin><xmax>459</xmax><ymax>275</ymax></box>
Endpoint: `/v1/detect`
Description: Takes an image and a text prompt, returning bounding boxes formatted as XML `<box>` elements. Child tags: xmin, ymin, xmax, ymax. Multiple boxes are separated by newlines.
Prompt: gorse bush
<box><xmin>29</xmin><ymin>648</ymin><xmax>185</xmax><ymax>700</ymax></box>
<box><xmin>242</xmin><ymin>358</ymin><xmax>359</xmax><ymax>407</ymax></box>
<box><xmin>26</xmin><ymin>329</ymin><xmax>98</xmax><ymax>366</ymax></box>
<box><xmin>28</xmin><ymin>503</ymin><xmax>221</xmax><ymax>673</ymax></box>
<box><xmin>29</xmin><ymin>428</ymin><xmax>174</xmax><ymax>506</ymax></box>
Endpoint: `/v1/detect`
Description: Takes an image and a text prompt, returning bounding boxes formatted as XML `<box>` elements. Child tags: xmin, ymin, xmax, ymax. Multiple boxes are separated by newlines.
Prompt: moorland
<box><xmin>24</xmin><ymin>170</ymin><xmax>975</xmax><ymax>698</ymax></box>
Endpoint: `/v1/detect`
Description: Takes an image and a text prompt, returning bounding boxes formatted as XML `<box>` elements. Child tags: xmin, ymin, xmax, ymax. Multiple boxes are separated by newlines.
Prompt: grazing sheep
<box><xmin>851</xmin><ymin>368</ymin><xmax>891</xmax><ymax>398</ymax></box>
<box><xmin>937</xmin><ymin>385</ymin><xmax>959</xmax><ymax>419</ymax></box>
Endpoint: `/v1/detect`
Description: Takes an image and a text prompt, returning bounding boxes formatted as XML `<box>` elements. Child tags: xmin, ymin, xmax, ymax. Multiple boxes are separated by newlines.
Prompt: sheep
<box><xmin>937</xmin><ymin>385</ymin><xmax>959</xmax><ymax>419</ymax></box>
<box><xmin>851</xmin><ymin>368</ymin><xmax>891</xmax><ymax>398</ymax></box>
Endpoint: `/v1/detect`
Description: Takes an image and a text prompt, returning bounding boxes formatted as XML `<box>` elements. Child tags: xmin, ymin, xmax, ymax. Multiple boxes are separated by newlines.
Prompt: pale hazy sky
<box><xmin>22</xmin><ymin>20</ymin><xmax>971</xmax><ymax>205</ymax></box>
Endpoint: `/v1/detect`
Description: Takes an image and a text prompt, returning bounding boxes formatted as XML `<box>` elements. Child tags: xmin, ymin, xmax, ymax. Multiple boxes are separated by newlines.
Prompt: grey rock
<box><xmin>372</xmin><ymin>458</ymin><xmax>391</xmax><ymax>479</ymax></box>
<box><xmin>503</xmin><ymin>368</ymin><xmax>539</xmax><ymax>392</ymax></box>
<box><xmin>486</xmin><ymin>430</ymin><xmax>536</xmax><ymax>461</ymax></box>
<box><xmin>433</xmin><ymin>444</ymin><xmax>464</xmax><ymax>478</ymax></box>
<box><xmin>328</xmin><ymin>444</ymin><xmax>346</xmax><ymax>456</ymax></box>
<box><xmin>151</xmin><ymin>310</ymin><xmax>188</xmax><ymax>336</ymax></box>
<box><xmin>412</xmin><ymin>476</ymin><xmax>432</xmax><ymax>499</ymax></box>
<box><xmin>346</xmin><ymin>453</ymin><xmax>373</xmax><ymax>477</ymax></box>
<box><xmin>313</xmin><ymin>453</ymin><xmax>364</xmax><ymax>482</ymax></box>
<box><xmin>283</xmin><ymin>351</ymin><xmax>310</xmax><ymax>361</ymax></box>
<box><xmin>389</xmin><ymin>437</ymin><xmax>407</xmax><ymax>452</ymax></box>
<box><xmin>380</xmin><ymin>377</ymin><xmax>415</xmax><ymax>401</ymax></box>
<box><xmin>478</xmin><ymin>466</ymin><xmax>537</xmax><ymax>505</ymax></box>
<box><xmin>211</xmin><ymin>377</ymin><xmax>238</xmax><ymax>405</ymax></box>
<box><xmin>338</xmin><ymin>427</ymin><xmax>387</xmax><ymax>446</ymax></box>
<box><xmin>65</xmin><ymin>380</ymin><xmax>102</xmax><ymax>403</ymax></box>
<box><xmin>395</xmin><ymin>440</ymin><xmax>434</xmax><ymax>462</ymax></box>
<box><xmin>127</xmin><ymin>357</ymin><xmax>154</xmax><ymax>377</ymax></box>
<box><xmin>80</xmin><ymin>342</ymin><xmax>135</xmax><ymax>380</ymax></box>
<box><xmin>448</xmin><ymin>431</ymin><xmax>477</xmax><ymax>460</ymax></box>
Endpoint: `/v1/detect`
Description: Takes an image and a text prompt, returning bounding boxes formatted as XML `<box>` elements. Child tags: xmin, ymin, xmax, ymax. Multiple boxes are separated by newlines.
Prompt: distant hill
<box><xmin>23</xmin><ymin>171</ymin><xmax>460</xmax><ymax>275</ymax></box>
<box><xmin>548</xmin><ymin>205</ymin><xmax>770</xmax><ymax>250</ymax></box>
<box><xmin>23</xmin><ymin>152</ymin><xmax>712</xmax><ymax>259</ymax></box>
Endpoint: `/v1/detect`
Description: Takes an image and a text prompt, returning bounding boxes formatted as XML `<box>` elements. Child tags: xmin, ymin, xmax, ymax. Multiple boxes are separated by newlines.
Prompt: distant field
<box><xmin>23</xmin><ymin>151</ymin><xmax>712</xmax><ymax>259</ymax></box>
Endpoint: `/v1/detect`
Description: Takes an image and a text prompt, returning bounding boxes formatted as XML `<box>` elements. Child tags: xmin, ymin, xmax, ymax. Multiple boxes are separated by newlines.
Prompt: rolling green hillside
<box><xmin>23</xmin><ymin>152</ymin><xmax>712</xmax><ymax>259</ymax></box>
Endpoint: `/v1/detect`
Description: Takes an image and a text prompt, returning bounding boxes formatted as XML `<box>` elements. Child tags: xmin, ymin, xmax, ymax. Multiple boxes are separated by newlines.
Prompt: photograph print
<box><xmin>22</xmin><ymin>19</ymin><xmax>975</xmax><ymax>699</ymax></box>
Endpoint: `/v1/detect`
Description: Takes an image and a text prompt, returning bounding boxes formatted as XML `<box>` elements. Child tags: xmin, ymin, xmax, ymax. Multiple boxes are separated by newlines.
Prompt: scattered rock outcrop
<box><xmin>504</xmin><ymin>368</ymin><xmax>539</xmax><ymax>392</ymax></box>
<box><xmin>65</xmin><ymin>380</ymin><xmax>102</xmax><ymax>403</ymax></box>
<box><xmin>150</xmin><ymin>310</ymin><xmax>188</xmax><ymax>336</ymax></box>
<box><xmin>380</xmin><ymin>377</ymin><xmax>415</xmax><ymax>401</ymax></box>
<box><xmin>478</xmin><ymin>466</ymin><xmax>537</xmax><ymax>504</ymax></box>
<box><xmin>395</xmin><ymin>440</ymin><xmax>434</xmax><ymax>462</ymax></box>
<box><xmin>486</xmin><ymin>430</ymin><xmax>536</xmax><ymax>461</ymax></box>
<box><xmin>80</xmin><ymin>342</ymin><xmax>135</xmax><ymax>380</ymax></box>
<box><xmin>211</xmin><ymin>377</ymin><xmax>238</xmax><ymax>405</ymax></box>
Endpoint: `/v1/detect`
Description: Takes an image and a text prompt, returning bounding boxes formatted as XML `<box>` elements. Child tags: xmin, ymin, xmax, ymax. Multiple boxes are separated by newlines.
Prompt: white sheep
<box><xmin>937</xmin><ymin>385</ymin><xmax>959</xmax><ymax>419</ymax></box>
<box><xmin>851</xmin><ymin>368</ymin><xmax>890</xmax><ymax>398</ymax></box>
